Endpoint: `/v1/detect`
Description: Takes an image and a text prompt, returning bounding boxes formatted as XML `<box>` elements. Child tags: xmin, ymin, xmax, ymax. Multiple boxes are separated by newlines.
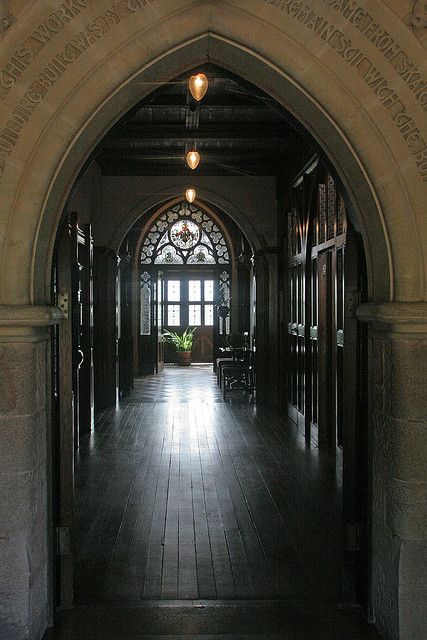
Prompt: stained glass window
<box><xmin>140</xmin><ymin>271</ymin><xmax>151</xmax><ymax>335</ymax></box>
<box><xmin>140</xmin><ymin>202</ymin><xmax>230</xmax><ymax>265</ymax></box>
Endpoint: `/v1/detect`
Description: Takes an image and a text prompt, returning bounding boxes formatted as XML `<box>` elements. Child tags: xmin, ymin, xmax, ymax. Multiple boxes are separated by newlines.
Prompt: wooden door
<box><xmin>287</xmin><ymin>194</ymin><xmax>306</xmax><ymax>430</ymax></box>
<box><xmin>118</xmin><ymin>253</ymin><xmax>134</xmax><ymax>398</ymax></box>
<box><xmin>163</xmin><ymin>273</ymin><xmax>215</xmax><ymax>363</ymax></box>
<box><xmin>317</xmin><ymin>249</ymin><xmax>335</xmax><ymax>448</ymax></box>
<box><xmin>77</xmin><ymin>224</ymin><xmax>94</xmax><ymax>434</ymax></box>
<box><xmin>53</xmin><ymin>215</ymin><xmax>74</xmax><ymax>608</ymax></box>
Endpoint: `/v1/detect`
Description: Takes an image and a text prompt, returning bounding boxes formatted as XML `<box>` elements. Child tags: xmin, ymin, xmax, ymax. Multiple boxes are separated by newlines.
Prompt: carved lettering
<box><xmin>265</xmin><ymin>0</ymin><xmax>427</xmax><ymax>181</ymax></box>
<box><xmin>0</xmin><ymin>1</ymin><xmax>92</xmax><ymax>99</ymax></box>
<box><xmin>0</xmin><ymin>0</ymin><xmax>155</xmax><ymax>177</ymax></box>
<box><xmin>319</xmin><ymin>0</ymin><xmax>427</xmax><ymax>110</ymax></box>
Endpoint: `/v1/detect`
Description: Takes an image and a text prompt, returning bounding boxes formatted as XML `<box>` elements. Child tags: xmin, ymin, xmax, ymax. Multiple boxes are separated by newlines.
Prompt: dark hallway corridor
<box><xmin>48</xmin><ymin>366</ymin><xmax>380</xmax><ymax>639</ymax></box>
<box><xmin>73</xmin><ymin>366</ymin><xmax>343</xmax><ymax>603</ymax></box>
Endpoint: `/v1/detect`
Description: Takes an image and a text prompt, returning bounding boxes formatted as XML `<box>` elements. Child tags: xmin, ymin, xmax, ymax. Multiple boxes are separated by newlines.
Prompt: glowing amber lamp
<box><xmin>188</xmin><ymin>73</ymin><xmax>208</xmax><ymax>101</ymax></box>
<box><xmin>185</xmin><ymin>188</ymin><xmax>196</xmax><ymax>203</ymax></box>
<box><xmin>186</xmin><ymin>150</ymin><xmax>200</xmax><ymax>170</ymax></box>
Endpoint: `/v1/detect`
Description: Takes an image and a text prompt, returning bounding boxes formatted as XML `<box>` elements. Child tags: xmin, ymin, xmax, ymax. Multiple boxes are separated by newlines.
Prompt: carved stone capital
<box><xmin>356</xmin><ymin>302</ymin><xmax>427</xmax><ymax>333</ymax></box>
<box><xmin>0</xmin><ymin>305</ymin><xmax>63</xmax><ymax>341</ymax></box>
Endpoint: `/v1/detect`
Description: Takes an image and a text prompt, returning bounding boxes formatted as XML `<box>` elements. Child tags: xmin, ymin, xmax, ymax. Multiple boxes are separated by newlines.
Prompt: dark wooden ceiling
<box><xmin>96</xmin><ymin>65</ymin><xmax>313</xmax><ymax>177</ymax></box>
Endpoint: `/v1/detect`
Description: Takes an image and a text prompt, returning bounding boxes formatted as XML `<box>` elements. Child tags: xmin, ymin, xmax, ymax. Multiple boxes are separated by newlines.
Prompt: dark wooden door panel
<box><xmin>55</xmin><ymin>216</ymin><xmax>74</xmax><ymax>608</ymax></box>
<box><xmin>192</xmin><ymin>326</ymin><xmax>213</xmax><ymax>362</ymax></box>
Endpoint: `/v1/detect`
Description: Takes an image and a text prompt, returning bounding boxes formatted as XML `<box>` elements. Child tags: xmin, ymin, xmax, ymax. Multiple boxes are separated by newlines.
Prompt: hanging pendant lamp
<box><xmin>188</xmin><ymin>73</ymin><xmax>208</xmax><ymax>101</ymax></box>
<box><xmin>186</xmin><ymin>150</ymin><xmax>200</xmax><ymax>170</ymax></box>
<box><xmin>185</xmin><ymin>188</ymin><xmax>196</xmax><ymax>203</ymax></box>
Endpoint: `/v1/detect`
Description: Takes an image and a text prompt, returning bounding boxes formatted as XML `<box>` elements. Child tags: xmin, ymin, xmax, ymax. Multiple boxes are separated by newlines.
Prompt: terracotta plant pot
<box><xmin>176</xmin><ymin>351</ymin><xmax>192</xmax><ymax>366</ymax></box>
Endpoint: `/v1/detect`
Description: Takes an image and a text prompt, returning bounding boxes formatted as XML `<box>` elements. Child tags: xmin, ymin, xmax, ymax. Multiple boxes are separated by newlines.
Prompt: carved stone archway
<box><xmin>0</xmin><ymin>3</ymin><xmax>425</xmax><ymax>640</ymax></box>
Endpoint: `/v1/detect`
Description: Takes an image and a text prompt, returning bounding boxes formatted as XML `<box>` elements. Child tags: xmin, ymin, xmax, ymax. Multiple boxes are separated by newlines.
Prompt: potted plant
<box><xmin>163</xmin><ymin>327</ymin><xmax>197</xmax><ymax>366</ymax></box>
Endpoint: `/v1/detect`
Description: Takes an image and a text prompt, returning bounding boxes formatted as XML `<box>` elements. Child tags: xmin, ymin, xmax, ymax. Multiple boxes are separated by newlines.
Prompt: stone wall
<box><xmin>358</xmin><ymin>303</ymin><xmax>427</xmax><ymax>640</ymax></box>
<box><xmin>0</xmin><ymin>307</ymin><xmax>62</xmax><ymax>640</ymax></box>
<box><xmin>66</xmin><ymin>173</ymin><xmax>278</xmax><ymax>252</ymax></box>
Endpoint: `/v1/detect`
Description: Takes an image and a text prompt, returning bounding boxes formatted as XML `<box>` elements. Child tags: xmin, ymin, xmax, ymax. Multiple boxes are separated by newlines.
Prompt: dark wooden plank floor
<box><xmin>73</xmin><ymin>366</ymin><xmax>343</xmax><ymax>605</ymax></box>
<box><xmin>47</xmin><ymin>600</ymin><xmax>381</xmax><ymax>640</ymax></box>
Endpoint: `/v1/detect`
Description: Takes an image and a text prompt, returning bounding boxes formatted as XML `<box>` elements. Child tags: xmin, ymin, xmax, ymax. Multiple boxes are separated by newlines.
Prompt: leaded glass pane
<box><xmin>140</xmin><ymin>273</ymin><xmax>151</xmax><ymax>335</ymax></box>
<box><xmin>141</xmin><ymin>202</ymin><xmax>230</xmax><ymax>265</ymax></box>
<box><xmin>189</xmin><ymin>304</ymin><xmax>201</xmax><ymax>326</ymax></box>
<box><xmin>170</xmin><ymin>219</ymin><xmax>199</xmax><ymax>249</ymax></box>
<box><xmin>187</xmin><ymin>246</ymin><xmax>216</xmax><ymax>264</ymax></box>
<box><xmin>155</xmin><ymin>245</ymin><xmax>183</xmax><ymax>264</ymax></box>
<box><xmin>204</xmin><ymin>304</ymin><xmax>214</xmax><ymax>326</ymax></box>
<box><xmin>167</xmin><ymin>305</ymin><xmax>180</xmax><ymax>326</ymax></box>
<box><xmin>204</xmin><ymin>280</ymin><xmax>214</xmax><ymax>301</ymax></box>
<box><xmin>189</xmin><ymin>280</ymin><xmax>201</xmax><ymax>302</ymax></box>
<box><xmin>167</xmin><ymin>280</ymin><xmax>180</xmax><ymax>302</ymax></box>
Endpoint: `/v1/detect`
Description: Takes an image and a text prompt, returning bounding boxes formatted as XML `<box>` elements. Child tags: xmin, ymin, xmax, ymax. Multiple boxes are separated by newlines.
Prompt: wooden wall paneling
<box><xmin>55</xmin><ymin>216</ymin><xmax>74</xmax><ymax>608</ymax></box>
<box><xmin>286</xmin><ymin>184</ymin><xmax>307</xmax><ymax>430</ymax></box>
<box><xmin>93</xmin><ymin>247</ymin><xmax>119</xmax><ymax>410</ymax></box>
<box><xmin>341</xmin><ymin>226</ymin><xmax>368</xmax><ymax>604</ymax></box>
<box><xmin>69</xmin><ymin>213</ymin><xmax>81</xmax><ymax>450</ymax></box>
<box><xmin>302</xmin><ymin>172</ymin><xmax>316</xmax><ymax>443</ymax></box>
<box><xmin>118</xmin><ymin>253</ymin><xmax>134</xmax><ymax>399</ymax></box>
<box><xmin>78</xmin><ymin>224</ymin><xmax>94</xmax><ymax>434</ymax></box>
<box><xmin>254</xmin><ymin>251</ymin><xmax>270</xmax><ymax>405</ymax></box>
<box><xmin>317</xmin><ymin>249</ymin><xmax>335</xmax><ymax>449</ymax></box>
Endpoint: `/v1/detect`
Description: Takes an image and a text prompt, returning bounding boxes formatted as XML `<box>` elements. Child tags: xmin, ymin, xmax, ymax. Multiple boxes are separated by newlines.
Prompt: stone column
<box><xmin>0</xmin><ymin>305</ymin><xmax>62</xmax><ymax>640</ymax></box>
<box><xmin>357</xmin><ymin>302</ymin><xmax>426</xmax><ymax>640</ymax></box>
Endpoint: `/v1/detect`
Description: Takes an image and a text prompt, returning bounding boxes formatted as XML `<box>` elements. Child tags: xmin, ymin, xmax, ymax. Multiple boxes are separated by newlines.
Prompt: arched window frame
<box><xmin>140</xmin><ymin>201</ymin><xmax>230</xmax><ymax>266</ymax></box>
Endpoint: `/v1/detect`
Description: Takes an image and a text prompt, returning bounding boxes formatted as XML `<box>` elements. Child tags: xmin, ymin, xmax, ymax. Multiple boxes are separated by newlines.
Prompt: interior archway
<box><xmin>1</xmin><ymin>5</ymin><xmax>425</xmax><ymax>640</ymax></box>
<box><xmin>50</xmin><ymin>57</ymin><xmax>371</xmax><ymax>617</ymax></box>
<box><xmin>23</xmin><ymin>33</ymin><xmax>396</xmax><ymax>304</ymax></box>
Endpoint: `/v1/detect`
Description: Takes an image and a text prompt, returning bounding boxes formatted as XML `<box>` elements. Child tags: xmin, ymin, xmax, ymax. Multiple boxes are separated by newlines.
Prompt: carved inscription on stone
<box><xmin>264</xmin><ymin>1</ymin><xmax>427</xmax><ymax>182</ymax></box>
<box><xmin>0</xmin><ymin>0</ymin><xmax>92</xmax><ymax>94</ymax></box>
<box><xmin>0</xmin><ymin>0</ymin><xmax>426</xmax><ymax>182</ymax></box>
<box><xmin>0</xmin><ymin>0</ymin><xmax>155</xmax><ymax>177</ymax></box>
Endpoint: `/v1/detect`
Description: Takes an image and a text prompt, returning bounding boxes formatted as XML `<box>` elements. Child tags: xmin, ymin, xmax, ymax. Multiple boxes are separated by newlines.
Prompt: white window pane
<box><xmin>167</xmin><ymin>280</ymin><xmax>180</xmax><ymax>301</ymax></box>
<box><xmin>204</xmin><ymin>304</ymin><xmax>214</xmax><ymax>326</ymax></box>
<box><xmin>189</xmin><ymin>280</ymin><xmax>201</xmax><ymax>301</ymax></box>
<box><xmin>204</xmin><ymin>280</ymin><xmax>214</xmax><ymax>301</ymax></box>
<box><xmin>189</xmin><ymin>304</ymin><xmax>201</xmax><ymax>325</ymax></box>
<box><xmin>167</xmin><ymin>305</ymin><xmax>180</xmax><ymax>326</ymax></box>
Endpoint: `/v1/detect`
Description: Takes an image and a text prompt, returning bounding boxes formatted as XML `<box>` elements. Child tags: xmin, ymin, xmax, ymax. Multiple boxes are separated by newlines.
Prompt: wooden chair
<box><xmin>221</xmin><ymin>350</ymin><xmax>255</xmax><ymax>400</ymax></box>
<box><xmin>216</xmin><ymin>357</ymin><xmax>234</xmax><ymax>385</ymax></box>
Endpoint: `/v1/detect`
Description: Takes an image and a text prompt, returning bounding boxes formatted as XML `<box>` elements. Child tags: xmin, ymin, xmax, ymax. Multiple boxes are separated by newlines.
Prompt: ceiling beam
<box><xmin>103</xmin><ymin>124</ymin><xmax>295</xmax><ymax>142</ymax></box>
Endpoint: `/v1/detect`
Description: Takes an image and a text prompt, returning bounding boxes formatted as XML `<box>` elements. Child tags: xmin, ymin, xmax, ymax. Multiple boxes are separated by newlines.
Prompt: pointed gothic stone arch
<box><xmin>1</xmin><ymin>6</ymin><xmax>424</xmax><ymax>305</ymax></box>
<box><xmin>0</xmin><ymin>4</ymin><xmax>425</xmax><ymax>640</ymax></box>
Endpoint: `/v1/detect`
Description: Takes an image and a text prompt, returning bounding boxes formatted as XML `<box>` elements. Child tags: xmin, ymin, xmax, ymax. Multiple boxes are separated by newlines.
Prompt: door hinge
<box><xmin>345</xmin><ymin>522</ymin><xmax>361</xmax><ymax>552</ymax></box>
<box><xmin>56</xmin><ymin>526</ymin><xmax>71</xmax><ymax>556</ymax></box>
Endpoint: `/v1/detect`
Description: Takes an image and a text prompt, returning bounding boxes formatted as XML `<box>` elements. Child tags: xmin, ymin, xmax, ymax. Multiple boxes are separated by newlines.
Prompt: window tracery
<box><xmin>140</xmin><ymin>202</ymin><xmax>230</xmax><ymax>265</ymax></box>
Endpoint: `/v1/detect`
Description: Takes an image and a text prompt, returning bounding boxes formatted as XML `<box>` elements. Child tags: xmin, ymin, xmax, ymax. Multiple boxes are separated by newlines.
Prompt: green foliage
<box><xmin>163</xmin><ymin>327</ymin><xmax>197</xmax><ymax>352</ymax></box>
